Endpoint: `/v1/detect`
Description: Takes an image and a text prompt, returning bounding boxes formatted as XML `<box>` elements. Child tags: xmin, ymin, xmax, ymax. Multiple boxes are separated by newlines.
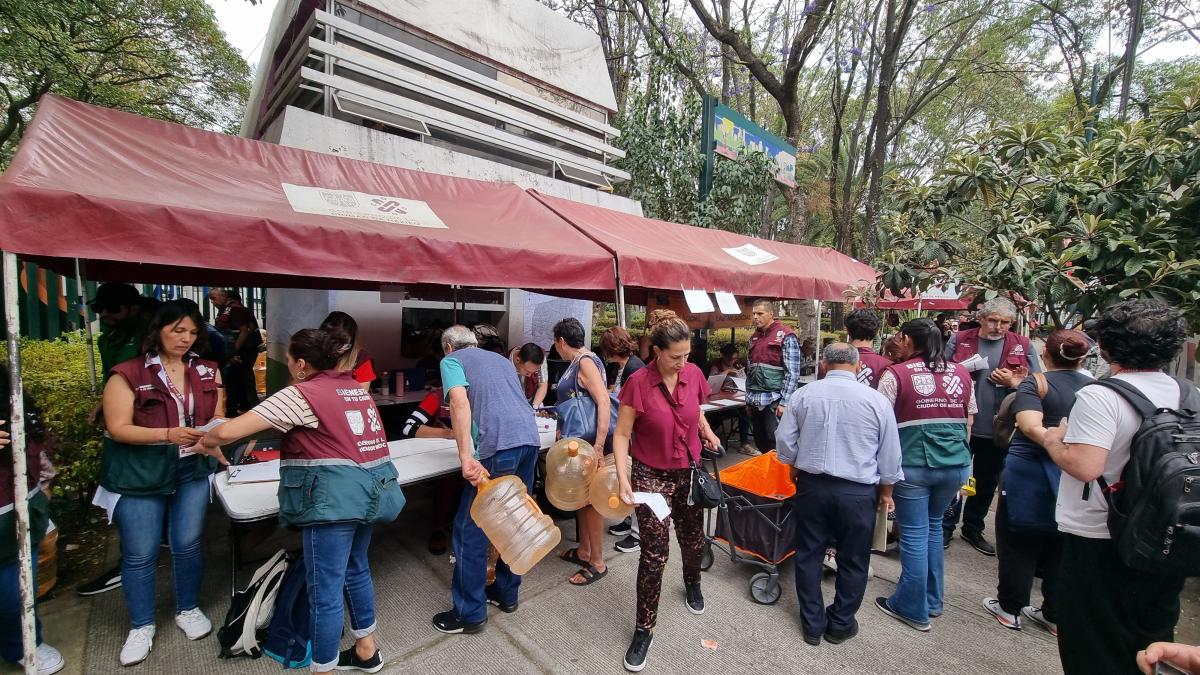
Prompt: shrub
<box><xmin>1</xmin><ymin>331</ymin><xmax>102</xmax><ymax>500</ymax></box>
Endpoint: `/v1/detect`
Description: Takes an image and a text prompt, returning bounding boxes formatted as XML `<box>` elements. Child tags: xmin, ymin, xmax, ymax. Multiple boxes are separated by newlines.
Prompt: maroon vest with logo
<box><xmin>951</xmin><ymin>327</ymin><xmax>1033</xmax><ymax>372</ymax></box>
<box><xmin>110</xmin><ymin>354</ymin><xmax>221</xmax><ymax>429</ymax></box>
<box><xmin>886</xmin><ymin>357</ymin><xmax>972</xmax><ymax>424</ymax></box>
<box><xmin>748</xmin><ymin>320</ymin><xmax>794</xmax><ymax>368</ymax></box>
<box><xmin>284</xmin><ymin>371</ymin><xmax>389</xmax><ymax>467</ymax></box>
<box><xmin>856</xmin><ymin>347</ymin><xmax>893</xmax><ymax>388</ymax></box>
<box><xmin>0</xmin><ymin>437</ymin><xmax>44</xmax><ymax>511</ymax></box>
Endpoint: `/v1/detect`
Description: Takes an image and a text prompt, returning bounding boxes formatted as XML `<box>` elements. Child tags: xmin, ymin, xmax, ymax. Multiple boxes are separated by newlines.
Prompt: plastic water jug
<box><xmin>590</xmin><ymin>454</ymin><xmax>633</xmax><ymax>521</ymax></box>
<box><xmin>545</xmin><ymin>438</ymin><xmax>597</xmax><ymax>511</ymax></box>
<box><xmin>470</xmin><ymin>475</ymin><xmax>561</xmax><ymax>575</ymax></box>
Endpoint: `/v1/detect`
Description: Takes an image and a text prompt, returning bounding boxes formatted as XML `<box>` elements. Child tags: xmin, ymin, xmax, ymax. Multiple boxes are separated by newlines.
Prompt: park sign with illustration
<box><xmin>712</xmin><ymin>101</ymin><xmax>797</xmax><ymax>187</ymax></box>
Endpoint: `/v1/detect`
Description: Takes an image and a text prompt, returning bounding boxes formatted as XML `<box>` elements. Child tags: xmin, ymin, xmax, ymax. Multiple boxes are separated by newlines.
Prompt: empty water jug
<box><xmin>545</xmin><ymin>438</ymin><xmax>597</xmax><ymax>511</ymax></box>
<box><xmin>590</xmin><ymin>454</ymin><xmax>633</xmax><ymax>521</ymax></box>
<box><xmin>470</xmin><ymin>475</ymin><xmax>561</xmax><ymax>575</ymax></box>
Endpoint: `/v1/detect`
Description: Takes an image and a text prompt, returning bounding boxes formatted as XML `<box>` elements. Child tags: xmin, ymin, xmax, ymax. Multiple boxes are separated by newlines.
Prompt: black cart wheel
<box><xmin>749</xmin><ymin>572</ymin><xmax>782</xmax><ymax>605</ymax></box>
<box><xmin>700</xmin><ymin>542</ymin><xmax>714</xmax><ymax>571</ymax></box>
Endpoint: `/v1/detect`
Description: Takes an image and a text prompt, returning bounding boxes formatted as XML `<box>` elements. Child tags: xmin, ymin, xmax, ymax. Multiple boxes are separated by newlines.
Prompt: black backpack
<box><xmin>1085</xmin><ymin>377</ymin><xmax>1200</xmax><ymax>576</ymax></box>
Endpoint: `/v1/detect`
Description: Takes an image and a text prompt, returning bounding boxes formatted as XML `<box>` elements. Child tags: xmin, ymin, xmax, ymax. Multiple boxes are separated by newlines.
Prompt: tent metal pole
<box><xmin>74</xmin><ymin>259</ymin><xmax>97</xmax><ymax>391</ymax></box>
<box><xmin>614</xmin><ymin>259</ymin><xmax>627</xmax><ymax>329</ymax></box>
<box><xmin>4</xmin><ymin>251</ymin><xmax>38</xmax><ymax>674</ymax></box>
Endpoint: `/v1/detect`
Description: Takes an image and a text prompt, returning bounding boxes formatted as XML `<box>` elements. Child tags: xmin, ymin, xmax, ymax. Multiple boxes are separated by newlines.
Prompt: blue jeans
<box><xmin>0</xmin><ymin>557</ymin><xmax>42</xmax><ymax>663</ymax></box>
<box><xmin>886</xmin><ymin>464</ymin><xmax>969</xmax><ymax>624</ymax></box>
<box><xmin>451</xmin><ymin>444</ymin><xmax>538</xmax><ymax>623</ymax></box>
<box><xmin>303</xmin><ymin>522</ymin><xmax>377</xmax><ymax>672</ymax></box>
<box><xmin>114</xmin><ymin>457</ymin><xmax>210</xmax><ymax>629</ymax></box>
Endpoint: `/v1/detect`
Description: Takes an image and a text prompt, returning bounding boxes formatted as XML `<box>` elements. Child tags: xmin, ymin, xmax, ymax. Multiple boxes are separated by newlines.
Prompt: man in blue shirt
<box><xmin>431</xmin><ymin>325</ymin><xmax>540</xmax><ymax>636</ymax></box>
<box><xmin>776</xmin><ymin>343</ymin><xmax>903</xmax><ymax>646</ymax></box>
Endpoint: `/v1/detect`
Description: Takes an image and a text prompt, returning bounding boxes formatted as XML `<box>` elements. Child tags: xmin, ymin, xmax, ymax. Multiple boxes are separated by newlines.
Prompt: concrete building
<box><xmin>242</xmin><ymin>0</ymin><xmax>639</xmax><ymax>385</ymax></box>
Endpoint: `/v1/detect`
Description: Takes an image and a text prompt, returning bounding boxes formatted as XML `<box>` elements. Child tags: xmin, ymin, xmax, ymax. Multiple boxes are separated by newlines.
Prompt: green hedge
<box><xmin>1</xmin><ymin>331</ymin><xmax>102</xmax><ymax>500</ymax></box>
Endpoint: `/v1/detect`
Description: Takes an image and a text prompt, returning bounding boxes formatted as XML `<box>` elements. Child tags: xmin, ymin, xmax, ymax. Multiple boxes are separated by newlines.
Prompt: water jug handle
<box><xmin>525</xmin><ymin>494</ymin><xmax>540</xmax><ymax>512</ymax></box>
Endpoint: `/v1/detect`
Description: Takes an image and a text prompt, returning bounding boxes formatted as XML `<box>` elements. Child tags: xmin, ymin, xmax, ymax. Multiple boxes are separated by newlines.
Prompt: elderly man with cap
<box><xmin>776</xmin><ymin>343</ymin><xmax>903</xmax><ymax>646</ymax></box>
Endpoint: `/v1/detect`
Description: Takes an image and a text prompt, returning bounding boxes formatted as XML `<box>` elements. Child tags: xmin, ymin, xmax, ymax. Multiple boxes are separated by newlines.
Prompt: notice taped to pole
<box><xmin>282</xmin><ymin>183</ymin><xmax>448</xmax><ymax>229</ymax></box>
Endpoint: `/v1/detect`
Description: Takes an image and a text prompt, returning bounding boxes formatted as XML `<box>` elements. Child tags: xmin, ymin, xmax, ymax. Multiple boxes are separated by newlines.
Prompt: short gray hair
<box><xmin>442</xmin><ymin>325</ymin><xmax>478</xmax><ymax>351</ymax></box>
<box><xmin>977</xmin><ymin>297</ymin><xmax>1018</xmax><ymax>321</ymax></box>
<box><xmin>822</xmin><ymin>342</ymin><xmax>859</xmax><ymax>365</ymax></box>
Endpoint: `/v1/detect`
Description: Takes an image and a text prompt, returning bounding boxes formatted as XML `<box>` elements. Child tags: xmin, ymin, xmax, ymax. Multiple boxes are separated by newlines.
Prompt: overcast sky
<box><xmin>206</xmin><ymin>0</ymin><xmax>1192</xmax><ymax>74</ymax></box>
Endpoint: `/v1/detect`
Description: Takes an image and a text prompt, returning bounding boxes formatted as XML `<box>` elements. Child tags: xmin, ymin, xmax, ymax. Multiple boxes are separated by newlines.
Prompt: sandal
<box><xmin>569</xmin><ymin>565</ymin><xmax>608</xmax><ymax>586</ymax></box>
<box><xmin>559</xmin><ymin>547</ymin><xmax>587</xmax><ymax>566</ymax></box>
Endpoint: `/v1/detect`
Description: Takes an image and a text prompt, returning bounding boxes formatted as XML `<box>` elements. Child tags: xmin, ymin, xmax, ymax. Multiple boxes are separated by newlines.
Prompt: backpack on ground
<box><xmin>261</xmin><ymin>550</ymin><xmax>312</xmax><ymax>669</ymax></box>
<box><xmin>1086</xmin><ymin>377</ymin><xmax>1200</xmax><ymax>576</ymax></box>
<box><xmin>993</xmin><ymin>372</ymin><xmax>1048</xmax><ymax>451</ymax></box>
<box><xmin>217</xmin><ymin>549</ymin><xmax>292</xmax><ymax>658</ymax></box>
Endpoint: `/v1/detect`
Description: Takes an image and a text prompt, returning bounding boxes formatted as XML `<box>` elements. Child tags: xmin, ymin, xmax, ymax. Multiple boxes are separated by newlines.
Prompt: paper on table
<box><xmin>959</xmin><ymin>353</ymin><xmax>989</xmax><ymax>373</ymax></box>
<box><xmin>682</xmin><ymin>288</ymin><xmax>715</xmax><ymax>313</ymax></box>
<box><xmin>710</xmin><ymin>399</ymin><xmax>743</xmax><ymax>408</ymax></box>
<box><xmin>631</xmin><ymin>492</ymin><xmax>671</xmax><ymax>521</ymax></box>
<box><xmin>728</xmin><ymin>376</ymin><xmax>746</xmax><ymax>392</ymax></box>
<box><xmin>714</xmin><ymin>291</ymin><xmax>741</xmax><ymax>314</ymax></box>
<box><xmin>227</xmin><ymin>459</ymin><xmax>281</xmax><ymax>484</ymax></box>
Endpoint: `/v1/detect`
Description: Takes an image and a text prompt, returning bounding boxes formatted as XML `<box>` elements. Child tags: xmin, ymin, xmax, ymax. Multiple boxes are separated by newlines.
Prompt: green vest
<box><xmin>898</xmin><ymin>423</ymin><xmax>971</xmax><ymax>468</ymax></box>
<box><xmin>278</xmin><ymin>463</ymin><xmax>405</xmax><ymax>528</ymax></box>
<box><xmin>0</xmin><ymin>489</ymin><xmax>50</xmax><ymax>566</ymax></box>
<box><xmin>99</xmin><ymin>437</ymin><xmax>217</xmax><ymax>496</ymax></box>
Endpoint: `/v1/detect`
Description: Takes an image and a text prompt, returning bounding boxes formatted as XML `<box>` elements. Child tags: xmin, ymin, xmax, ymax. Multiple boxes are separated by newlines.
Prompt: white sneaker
<box><xmin>1021</xmin><ymin>606</ymin><xmax>1058</xmax><ymax>637</ymax></box>
<box><xmin>175</xmin><ymin>607</ymin><xmax>212</xmax><ymax>640</ymax></box>
<box><xmin>119</xmin><ymin>625</ymin><xmax>155</xmax><ymax>666</ymax></box>
<box><xmin>822</xmin><ymin>550</ymin><xmax>874</xmax><ymax>578</ymax></box>
<box><xmin>983</xmin><ymin>597</ymin><xmax>1021</xmax><ymax>630</ymax></box>
<box><xmin>19</xmin><ymin>642</ymin><xmax>65</xmax><ymax>675</ymax></box>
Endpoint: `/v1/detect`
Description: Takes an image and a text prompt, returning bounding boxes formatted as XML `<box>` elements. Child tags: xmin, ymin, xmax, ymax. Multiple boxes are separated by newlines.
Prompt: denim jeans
<box><xmin>0</xmin><ymin>557</ymin><xmax>42</xmax><ymax>663</ymax></box>
<box><xmin>114</xmin><ymin>456</ymin><xmax>210</xmax><ymax>629</ymax></box>
<box><xmin>451</xmin><ymin>444</ymin><xmax>538</xmax><ymax>624</ymax></box>
<box><xmin>886</xmin><ymin>464</ymin><xmax>969</xmax><ymax>624</ymax></box>
<box><xmin>303</xmin><ymin>522</ymin><xmax>377</xmax><ymax>672</ymax></box>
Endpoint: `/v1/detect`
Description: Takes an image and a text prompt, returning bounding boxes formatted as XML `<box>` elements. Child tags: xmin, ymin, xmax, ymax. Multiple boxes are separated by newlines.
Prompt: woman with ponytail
<box><xmin>320</xmin><ymin>312</ymin><xmax>375</xmax><ymax>390</ymax></box>
<box><xmin>201</xmin><ymin>327</ymin><xmax>404</xmax><ymax>674</ymax></box>
<box><xmin>612</xmin><ymin>310</ymin><xmax>721</xmax><ymax>671</ymax></box>
<box><xmin>873</xmin><ymin>318</ymin><xmax>977</xmax><ymax>633</ymax></box>
<box><xmin>982</xmin><ymin>329</ymin><xmax>1091</xmax><ymax>637</ymax></box>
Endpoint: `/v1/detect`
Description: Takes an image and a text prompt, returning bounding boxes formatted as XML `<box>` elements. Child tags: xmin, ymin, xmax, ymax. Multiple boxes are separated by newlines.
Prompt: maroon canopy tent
<box><xmin>0</xmin><ymin>95</ymin><xmax>617</xmax><ymax>293</ymax></box>
<box><xmin>530</xmin><ymin>191</ymin><xmax>876</xmax><ymax>303</ymax></box>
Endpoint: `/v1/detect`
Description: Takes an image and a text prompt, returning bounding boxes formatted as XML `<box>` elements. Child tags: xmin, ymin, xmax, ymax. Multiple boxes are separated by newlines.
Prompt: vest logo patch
<box><xmin>346</xmin><ymin>410</ymin><xmax>365</xmax><ymax>436</ymax></box>
<box><xmin>136</xmin><ymin>384</ymin><xmax>154</xmax><ymax>391</ymax></box>
<box><xmin>857</xmin><ymin>366</ymin><xmax>874</xmax><ymax>384</ymax></box>
<box><xmin>195</xmin><ymin>364</ymin><xmax>214</xmax><ymax>378</ymax></box>
<box><xmin>943</xmin><ymin>373</ymin><xmax>964</xmax><ymax>397</ymax></box>
<box><xmin>912</xmin><ymin>373</ymin><xmax>936</xmax><ymax>397</ymax></box>
<box><xmin>366</xmin><ymin>407</ymin><xmax>382</xmax><ymax>433</ymax></box>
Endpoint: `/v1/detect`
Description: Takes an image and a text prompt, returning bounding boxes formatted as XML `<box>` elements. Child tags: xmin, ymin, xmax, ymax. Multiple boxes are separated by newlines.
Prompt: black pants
<box><xmin>791</xmin><ymin>472</ymin><xmax>877</xmax><ymax>637</ymax></box>
<box><xmin>1057</xmin><ymin>534</ymin><xmax>1186</xmax><ymax>675</ymax></box>
<box><xmin>994</xmin><ymin>496</ymin><xmax>1060</xmax><ymax>619</ymax></box>
<box><xmin>750</xmin><ymin>403</ymin><xmax>780</xmax><ymax>452</ymax></box>
<box><xmin>223</xmin><ymin>357</ymin><xmax>258</xmax><ymax>415</ymax></box>
<box><xmin>946</xmin><ymin>436</ymin><xmax>1005</xmax><ymax>537</ymax></box>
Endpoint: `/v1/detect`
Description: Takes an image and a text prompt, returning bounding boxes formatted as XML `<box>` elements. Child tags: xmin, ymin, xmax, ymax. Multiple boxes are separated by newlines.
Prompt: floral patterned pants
<box><xmin>633</xmin><ymin>461</ymin><xmax>704</xmax><ymax>630</ymax></box>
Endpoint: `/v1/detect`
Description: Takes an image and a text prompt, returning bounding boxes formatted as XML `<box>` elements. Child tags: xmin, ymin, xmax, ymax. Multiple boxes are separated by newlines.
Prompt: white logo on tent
<box><xmin>722</xmin><ymin>243</ymin><xmax>779</xmax><ymax>266</ymax></box>
<box><xmin>282</xmin><ymin>183</ymin><xmax>448</xmax><ymax>229</ymax></box>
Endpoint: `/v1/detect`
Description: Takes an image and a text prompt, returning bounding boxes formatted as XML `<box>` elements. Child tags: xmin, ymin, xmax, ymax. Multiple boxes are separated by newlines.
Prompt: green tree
<box><xmin>882</xmin><ymin>84</ymin><xmax>1200</xmax><ymax>328</ymax></box>
<box><xmin>0</xmin><ymin>0</ymin><xmax>251</xmax><ymax>163</ymax></box>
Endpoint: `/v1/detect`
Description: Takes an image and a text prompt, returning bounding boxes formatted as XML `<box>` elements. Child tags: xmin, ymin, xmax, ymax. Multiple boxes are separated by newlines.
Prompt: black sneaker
<box><xmin>962</xmin><ymin>531</ymin><xmax>996</xmax><ymax>556</ymax></box>
<box><xmin>614</xmin><ymin>535</ymin><xmax>641</xmax><ymax>553</ymax></box>
<box><xmin>608</xmin><ymin>519</ymin><xmax>632</xmax><ymax>536</ymax></box>
<box><xmin>802</xmin><ymin>632</ymin><xmax>821</xmax><ymax>646</ymax></box>
<box><xmin>943</xmin><ymin>532</ymin><xmax>953</xmax><ymax>549</ymax></box>
<box><xmin>874</xmin><ymin>597</ymin><xmax>931</xmax><ymax>632</ymax></box>
<box><xmin>824</xmin><ymin>621</ymin><xmax>859</xmax><ymax>644</ymax></box>
<box><xmin>623</xmin><ymin>628</ymin><xmax>653</xmax><ymax>672</ymax></box>
<box><xmin>485</xmin><ymin>587</ymin><xmax>518</xmax><ymax>613</ymax></box>
<box><xmin>335</xmin><ymin>646</ymin><xmax>383</xmax><ymax>673</ymax></box>
<box><xmin>432</xmin><ymin>610</ymin><xmax>486</xmax><ymax>634</ymax></box>
<box><xmin>77</xmin><ymin>564</ymin><xmax>122</xmax><ymax>596</ymax></box>
<box><xmin>685</xmin><ymin>582</ymin><xmax>704</xmax><ymax>615</ymax></box>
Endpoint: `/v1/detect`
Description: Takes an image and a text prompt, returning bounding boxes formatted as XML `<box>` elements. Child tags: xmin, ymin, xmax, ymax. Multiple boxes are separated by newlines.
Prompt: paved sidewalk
<box><xmin>14</xmin><ymin>455</ymin><xmax>1200</xmax><ymax>674</ymax></box>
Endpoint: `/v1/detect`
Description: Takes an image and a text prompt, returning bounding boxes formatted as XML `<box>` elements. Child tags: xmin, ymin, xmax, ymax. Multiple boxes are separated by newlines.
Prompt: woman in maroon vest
<box><xmin>101</xmin><ymin>301</ymin><xmax>227</xmax><ymax>666</ymax></box>
<box><xmin>202</xmin><ymin>328</ymin><xmax>403</xmax><ymax>674</ymax></box>
<box><xmin>873</xmin><ymin>318</ymin><xmax>976</xmax><ymax>633</ymax></box>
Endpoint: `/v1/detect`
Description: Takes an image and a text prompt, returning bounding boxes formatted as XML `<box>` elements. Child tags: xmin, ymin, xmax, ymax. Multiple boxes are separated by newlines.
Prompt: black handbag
<box><xmin>689</xmin><ymin>460</ymin><xmax>722</xmax><ymax>509</ymax></box>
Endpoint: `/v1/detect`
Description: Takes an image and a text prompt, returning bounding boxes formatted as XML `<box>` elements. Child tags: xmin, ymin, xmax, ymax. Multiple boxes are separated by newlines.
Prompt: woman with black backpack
<box><xmin>982</xmin><ymin>329</ymin><xmax>1091</xmax><ymax>637</ymax></box>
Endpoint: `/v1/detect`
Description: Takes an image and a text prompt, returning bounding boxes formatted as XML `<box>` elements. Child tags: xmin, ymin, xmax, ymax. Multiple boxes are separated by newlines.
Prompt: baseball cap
<box><xmin>88</xmin><ymin>283</ymin><xmax>140</xmax><ymax>312</ymax></box>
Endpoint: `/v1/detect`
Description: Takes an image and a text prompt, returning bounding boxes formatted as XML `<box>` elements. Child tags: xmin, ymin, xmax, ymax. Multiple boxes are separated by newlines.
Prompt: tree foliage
<box><xmin>883</xmin><ymin>84</ymin><xmax>1200</xmax><ymax>328</ymax></box>
<box><xmin>0</xmin><ymin>0</ymin><xmax>251</xmax><ymax>164</ymax></box>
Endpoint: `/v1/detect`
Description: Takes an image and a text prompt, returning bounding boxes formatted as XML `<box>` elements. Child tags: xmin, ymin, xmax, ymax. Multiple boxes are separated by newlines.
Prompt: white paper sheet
<box><xmin>631</xmin><ymin>492</ymin><xmax>671</xmax><ymax>521</ymax></box>
<box><xmin>728</xmin><ymin>376</ymin><xmax>746</xmax><ymax>392</ymax></box>
<box><xmin>722</xmin><ymin>243</ymin><xmax>779</xmax><ymax>266</ymax></box>
<box><xmin>714</xmin><ymin>291</ymin><xmax>741</xmax><ymax>314</ymax></box>
<box><xmin>959</xmin><ymin>353</ymin><xmax>989</xmax><ymax>373</ymax></box>
<box><xmin>227</xmin><ymin>459</ymin><xmax>281</xmax><ymax>484</ymax></box>
<box><xmin>682</xmin><ymin>288</ymin><xmax>715</xmax><ymax>313</ymax></box>
<box><xmin>196</xmin><ymin>418</ymin><xmax>227</xmax><ymax>432</ymax></box>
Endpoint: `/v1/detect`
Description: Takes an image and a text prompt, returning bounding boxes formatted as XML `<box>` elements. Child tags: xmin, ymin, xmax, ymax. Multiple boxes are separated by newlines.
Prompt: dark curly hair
<box><xmin>1096</xmin><ymin>299</ymin><xmax>1187</xmax><ymax>370</ymax></box>
<box><xmin>845</xmin><ymin>309</ymin><xmax>882</xmax><ymax>342</ymax></box>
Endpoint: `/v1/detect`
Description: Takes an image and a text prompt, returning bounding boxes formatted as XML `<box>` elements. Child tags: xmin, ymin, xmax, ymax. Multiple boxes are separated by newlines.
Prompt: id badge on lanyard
<box><xmin>163</xmin><ymin>367</ymin><xmax>195</xmax><ymax>456</ymax></box>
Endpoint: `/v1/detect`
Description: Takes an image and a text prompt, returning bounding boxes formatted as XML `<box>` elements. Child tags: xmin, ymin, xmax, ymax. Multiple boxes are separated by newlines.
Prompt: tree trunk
<box><xmin>783</xmin><ymin>108</ymin><xmax>806</xmax><ymax>242</ymax></box>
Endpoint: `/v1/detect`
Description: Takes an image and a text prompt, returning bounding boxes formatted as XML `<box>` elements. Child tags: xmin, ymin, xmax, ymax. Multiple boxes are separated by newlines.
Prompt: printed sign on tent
<box><xmin>682</xmin><ymin>288</ymin><xmax>715</xmax><ymax>313</ymax></box>
<box><xmin>722</xmin><ymin>243</ymin><xmax>779</xmax><ymax>266</ymax></box>
<box><xmin>714</xmin><ymin>292</ymin><xmax>742</xmax><ymax>314</ymax></box>
<box><xmin>282</xmin><ymin>183</ymin><xmax>448</xmax><ymax>229</ymax></box>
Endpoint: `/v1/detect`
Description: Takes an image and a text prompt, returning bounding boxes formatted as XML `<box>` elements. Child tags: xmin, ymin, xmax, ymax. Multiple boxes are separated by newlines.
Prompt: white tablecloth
<box><xmin>215</xmin><ymin>427</ymin><xmax>557</xmax><ymax>523</ymax></box>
